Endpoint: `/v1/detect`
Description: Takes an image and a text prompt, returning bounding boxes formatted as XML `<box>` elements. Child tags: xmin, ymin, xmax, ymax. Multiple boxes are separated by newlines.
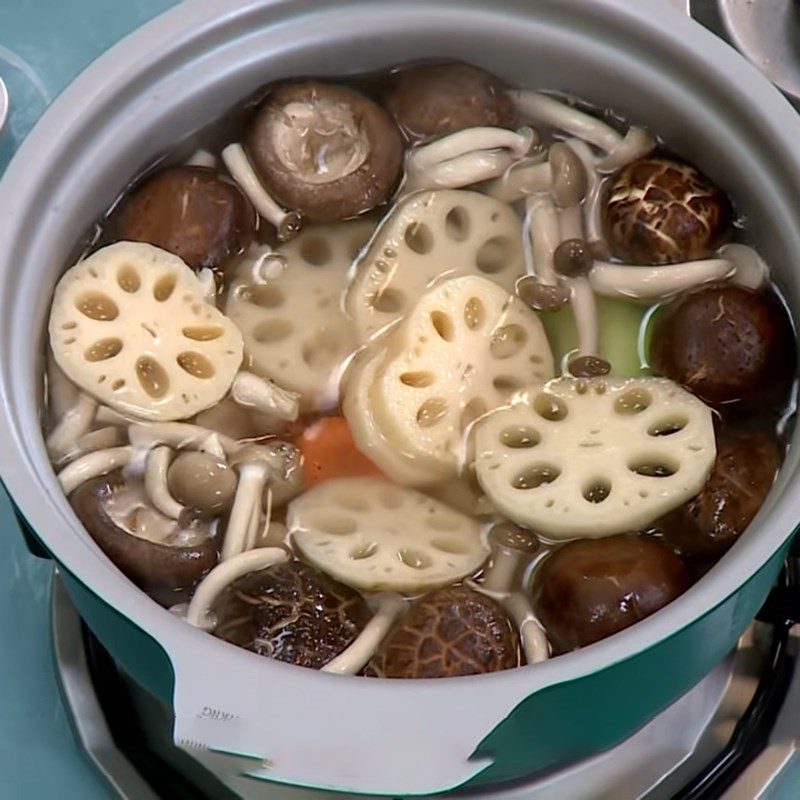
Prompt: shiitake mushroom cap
<box><xmin>212</xmin><ymin>561</ymin><xmax>371</xmax><ymax>669</ymax></box>
<box><xmin>246</xmin><ymin>81</ymin><xmax>403</xmax><ymax>222</ymax></box>
<box><xmin>604</xmin><ymin>157</ymin><xmax>731</xmax><ymax>265</ymax></box>
<box><xmin>532</xmin><ymin>533</ymin><xmax>692</xmax><ymax>653</ymax></box>
<box><xmin>659</xmin><ymin>429</ymin><xmax>781</xmax><ymax>560</ymax></box>
<box><xmin>70</xmin><ymin>470</ymin><xmax>218</xmax><ymax>605</ymax></box>
<box><xmin>385</xmin><ymin>62</ymin><xmax>517</xmax><ymax>139</ymax></box>
<box><xmin>367</xmin><ymin>587</ymin><xmax>519</xmax><ymax>678</ymax></box>
<box><xmin>650</xmin><ymin>284</ymin><xmax>796</xmax><ymax>407</ymax></box>
<box><xmin>114</xmin><ymin>166</ymin><xmax>256</xmax><ymax>273</ymax></box>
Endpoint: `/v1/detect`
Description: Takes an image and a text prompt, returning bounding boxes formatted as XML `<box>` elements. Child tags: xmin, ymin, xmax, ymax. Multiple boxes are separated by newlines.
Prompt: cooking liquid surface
<box><xmin>43</xmin><ymin>60</ymin><xmax>797</xmax><ymax>679</ymax></box>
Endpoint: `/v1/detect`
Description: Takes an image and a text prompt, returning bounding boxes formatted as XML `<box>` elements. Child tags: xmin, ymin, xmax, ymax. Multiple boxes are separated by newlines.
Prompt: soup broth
<box><xmin>44</xmin><ymin>60</ymin><xmax>796</xmax><ymax>679</ymax></box>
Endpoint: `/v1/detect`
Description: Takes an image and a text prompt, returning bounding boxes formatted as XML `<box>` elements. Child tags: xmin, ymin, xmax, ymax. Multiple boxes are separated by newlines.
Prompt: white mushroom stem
<box><xmin>588</xmin><ymin>258</ymin><xmax>734</xmax><ymax>301</ymax></box>
<box><xmin>231</xmin><ymin>371</ymin><xmax>300</xmax><ymax>422</ymax></box>
<box><xmin>185</xmin><ymin>547</ymin><xmax>289</xmax><ymax>631</ymax></box>
<box><xmin>57</xmin><ymin>426</ymin><xmax>127</xmax><ymax>467</ymax></box>
<box><xmin>322</xmin><ymin>596</ymin><xmax>407</xmax><ymax>675</ymax></box>
<box><xmin>526</xmin><ymin>195</ymin><xmax>561</xmax><ymax>284</ymax></box>
<box><xmin>95</xmin><ymin>405</ymin><xmax>137</xmax><ymax>427</ymax></box>
<box><xmin>46</xmin><ymin>392</ymin><xmax>98</xmax><ymax>459</ymax></box>
<box><xmin>57</xmin><ymin>446</ymin><xmax>133</xmax><ymax>495</ymax></box>
<box><xmin>197</xmin><ymin>268</ymin><xmax>216</xmax><ymax>304</ymax></box>
<box><xmin>128</xmin><ymin>423</ymin><xmax>239</xmax><ymax>457</ymax></box>
<box><xmin>46</xmin><ymin>353</ymin><xmax>79</xmax><ymax>419</ymax></box>
<box><xmin>565</xmin><ymin>138</ymin><xmax>608</xmax><ymax>258</ymax></box>
<box><xmin>596</xmin><ymin>126</ymin><xmax>656</xmax><ymax>174</ymax></box>
<box><xmin>144</xmin><ymin>446</ymin><xmax>184</xmax><ymax>520</ymax></box>
<box><xmin>569</xmin><ymin>276</ymin><xmax>600</xmax><ymax>356</ymax></box>
<box><xmin>482</xmin><ymin>156</ymin><xmax>549</xmax><ymax>202</ymax></box>
<box><xmin>509</xmin><ymin>90</ymin><xmax>623</xmax><ymax>153</ymax></box>
<box><xmin>404</xmin><ymin>126</ymin><xmax>536</xmax><ymax>193</ymax></box>
<box><xmin>482</xmin><ymin>547</ymin><xmax>522</xmax><ymax>594</ymax></box>
<box><xmin>198</xmin><ymin>433</ymin><xmax>227</xmax><ymax>461</ymax></box>
<box><xmin>222</xmin><ymin>143</ymin><xmax>300</xmax><ymax>239</ymax></box>
<box><xmin>503</xmin><ymin>593</ymin><xmax>551</xmax><ymax>665</ymax></box>
<box><xmin>185</xmin><ymin>149</ymin><xmax>217</xmax><ymax>169</ymax></box>
<box><xmin>221</xmin><ymin>463</ymin><xmax>270</xmax><ymax>561</ymax></box>
<box><xmin>466</xmin><ymin>579</ymin><xmax>550</xmax><ymax>665</ymax></box>
<box><xmin>719</xmin><ymin>243</ymin><xmax>770</xmax><ymax>290</ymax></box>
<box><xmin>559</xmin><ymin>205</ymin><xmax>583</xmax><ymax>240</ymax></box>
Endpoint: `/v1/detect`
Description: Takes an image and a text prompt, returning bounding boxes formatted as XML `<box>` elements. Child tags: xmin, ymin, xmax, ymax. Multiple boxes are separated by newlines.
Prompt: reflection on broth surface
<box><xmin>44</xmin><ymin>60</ymin><xmax>796</xmax><ymax>678</ymax></box>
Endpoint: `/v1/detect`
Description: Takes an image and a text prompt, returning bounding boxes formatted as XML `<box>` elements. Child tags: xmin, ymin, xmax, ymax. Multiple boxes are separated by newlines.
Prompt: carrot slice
<box><xmin>295</xmin><ymin>416</ymin><xmax>384</xmax><ymax>487</ymax></box>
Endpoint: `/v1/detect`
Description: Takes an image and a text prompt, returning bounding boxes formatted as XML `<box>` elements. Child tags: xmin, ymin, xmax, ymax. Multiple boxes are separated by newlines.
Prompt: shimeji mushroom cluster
<box><xmin>43</xmin><ymin>59</ymin><xmax>788</xmax><ymax>679</ymax></box>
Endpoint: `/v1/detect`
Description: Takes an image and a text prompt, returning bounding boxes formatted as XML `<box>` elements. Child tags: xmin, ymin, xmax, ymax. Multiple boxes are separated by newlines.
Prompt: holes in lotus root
<box><xmin>135</xmin><ymin>356</ymin><xmax>170</xmax><ymax>398</ymax></box>
<box><xmin>400</xmin><ymin>370</ymin><xmax>436</xmax><ymax>388</ymax></box>
<box><xmin>245</xmin><ymin>284</ymin><xmax>285</xmax><ymax>309</ymax></box>
<box><xmin>306</xmin><ymin>511</ymin><xmax>358</xmax><ymax>536</ymax></box>
<box><xmin>500</xmin><ymin>425</ymin><xmax>541</xmax><ymax>449</ymax></box>
<box><xmin>177</xmin><ymin>351</ymin><xmax>215</xmax><ymax>379</ymax></box>
<box><xmin>426</xmin><ymin>514</ymin><xmax>462</xmax><ymax>532</ymax></box>
<box><xmin>75</xmin><ymin>291</ymin><xmax>118</xmax><ymax>321</ymax></box>
<box><xmin>629</xmin><ymin>459</ymin><xmax>678</xmax><ymax>478</ymax></box>
<box><xmin>300</xmin><ymin>236</ymin><xmax>333</xmax><ymax>266</ymax></box>
<box><xmin>583</xmin><ymin>479</ymin><xmax>611</xmax><ymax>504</ymax></box>
<box><xmin>649</xmin><ymin>417</ymin><xmax>688</xmax><ymax>436</ymax></box>
<box><xmin>445</xmin><ymin>205</ymin><xmax>470</xmax><ymax>242</ymax></box>
<box><xmin>430</xmin><ymin>310</ymin><xmax>456</xmax><ymax>342</ymax></box>
<box><xmin>533</xmin><ymin>392</ymin><xmax>568</xmax><ymax>421</ymax></box>
<box><xmin>302</xmin><ymin>329</ymin><xmax>346</xmax><ymax>370</ymax></box>
<box><xmin>416</xmin><ymin>397</ymin><xmax>449</xmax><ymax>428</ymax></box>
<box><xmin>336</xmin><ymin>492</ymin><xmax>371</xmax><ymax>513</ymax></box>
<box><xmin>615</xmin><ymin>388</ymin><xmax>652</xmax><ymax>414</ymax></box>
<box><xmin>463</xmin><ymin>296</ymin><xmax>485</xmax><ymax>330</ymax></box>
<box><xmin>512</xmin><ymin>463</ymin><xmax>561</xmax><ymax>490</ymax></box>
<box><xmin>373</xmin><ymin>287</ymin><xmax>405</xmax><ymax>314</ymax></box>
<box><xmin>493</xmin><ymin>375</ymin><xmax>524</xmax><ymax>393</ymax></box>
<box><xmin>404</xmin><ymin>222</ymin><xmax>434</xmax><ymax>254</ymax></box>
<box><xmin>84</xmin><ymin>337</ymin><xmax>123</xmax><ymax>362</ymax></box>
<box><xmin>253</xmin><ymin>319</ymin><xmax>293</xmax><ymax>344</ymax></box>
<box><xmin>476</xmin><ymin>236</ymin><xmax>512</xmax><ymax>274</ymax></box>
<box><xmin>350</xmin><ymin>542</ymin><xmax>379</xmax><ymax>560</ymax></box>
<box><xmin>379</xmin><ymin>488</ymin><xmax>404</xmax><ymax>509</ymax></box>
<box><xmin>117</xmin><ymin>264</ymin><xmax>141</xmax><ymax>293</ymax></box>
<box><xmin>153</xmin><ymin>273</ymin><xmax>177</xmax><ymax>302</ymax></box>
<box><xmin>398</xmin><ymin>548</ymin><xmax>432</xmax><ymax>570</ymax></box>
<box><xmin>459</xmin><ymin>397</ymin><xmax>488</xmax><ymax>432</ymax></box>
<box><xmin>431</xmin><ymin>536</ymin><xmax>470</xmax><ymax>554</ymax></box>
<box><xmin>490</xmin><ymin>324</ymin><xmax>527</xmax><ymax>359</ymax></box>
<box><xmin>182</xmin><ymin>325</ymin><xmax>224</xmax><ymax>342</ymax></box>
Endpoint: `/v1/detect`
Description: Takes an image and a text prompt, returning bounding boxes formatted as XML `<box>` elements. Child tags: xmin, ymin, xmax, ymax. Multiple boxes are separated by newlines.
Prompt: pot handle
<box><xmin>164</xmin><ymin>636</ymin><xmax>529</xmax><ymax>797</ymax></box>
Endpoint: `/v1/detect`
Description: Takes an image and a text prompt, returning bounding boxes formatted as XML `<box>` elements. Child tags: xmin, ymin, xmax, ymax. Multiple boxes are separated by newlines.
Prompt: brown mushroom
<box><xmin>114</xmin><ymin>166</ymin><xmax>256</xmax><ymax>273</ymax></box>
<box><xmin>167</xmin><ymin>450</ymin><xmax>237</xmax><ymax>518</ymax></box>
<box><xmin>367</xmin><ymin>587</ymin><xmax>520</xmax><ymax>678</ymax></box>
<box><xmin>604</xmin><ymin>157</ymin><xmax>731</xmax><ymax>265</ymax></box>
<box><xmin>212</xmin><ymin>561</ymin><xmax>371</xmax><ymax>669</ymax></box>
<box><xmin>246</xmin><ymin>81</ymin><xmax>403</xmax><ymax>222</ymax></box>
<box><xmin>660</xmin><ymin>430</ymin><xmax>781</xmax><ymax>560</ymax></box>
<box><xmin>385</xmin><ymin>62</ymin><xmax>517</xmax><ymax>139</ymax></box>
<box><xmin>650</xmin><ymin>285</ymin><xmax>795</xmax><ymax>407</ymax></box>
<box><xmin>70</xmin><ymin>470</ymin><xmax>218</xmax><ymax>605</ymax></box>
<box><xmin>531</xmin><ymin>534</ymin><xmax>692</xmax><ymax>653</ymax></box>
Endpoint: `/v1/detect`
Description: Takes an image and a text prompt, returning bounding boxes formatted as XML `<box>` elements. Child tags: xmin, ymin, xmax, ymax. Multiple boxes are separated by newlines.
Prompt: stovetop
<box><xmin>3</xmin><ymin>2</ymin><xmax>800</xmax><ymax>798</ymax></box>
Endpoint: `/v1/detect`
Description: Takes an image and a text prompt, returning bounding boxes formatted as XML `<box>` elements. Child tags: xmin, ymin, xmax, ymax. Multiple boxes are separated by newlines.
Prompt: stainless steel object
<box><xmin>51</xmin><ymin>573</ymin><xmax>160</xmax><ymax>800</ymax></box>
<box><xmin>0</xmin><ymin>78</ymin><xmax>8</xmax><ymax>137</ymax></box>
